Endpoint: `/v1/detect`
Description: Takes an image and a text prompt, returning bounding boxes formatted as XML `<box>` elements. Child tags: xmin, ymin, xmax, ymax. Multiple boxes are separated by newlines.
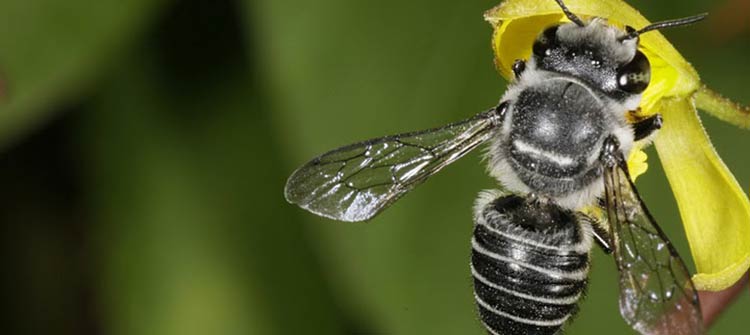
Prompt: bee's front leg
<box><xmin>633</xmin><ymin>113</ymin><xmax>663</xmax><ymax>141</ymax></box>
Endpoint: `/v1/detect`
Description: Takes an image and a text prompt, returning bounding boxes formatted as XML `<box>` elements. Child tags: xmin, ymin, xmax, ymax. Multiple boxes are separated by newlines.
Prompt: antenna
<box><xmin>554</xmin><ymin>0</ymin><xmax>585</xmax><ymax>27</ymax></box>
<box><xmin>620</xmin><ymin>13</ymin><xmax>708</xmax><ymax>41</ymax></box>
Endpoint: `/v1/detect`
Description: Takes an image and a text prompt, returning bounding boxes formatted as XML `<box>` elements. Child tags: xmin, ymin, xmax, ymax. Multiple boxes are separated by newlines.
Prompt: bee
<box><xmin>284</xmin><ymin>0</ymin><xmax>705</xmax><ymax>334</ymax></box>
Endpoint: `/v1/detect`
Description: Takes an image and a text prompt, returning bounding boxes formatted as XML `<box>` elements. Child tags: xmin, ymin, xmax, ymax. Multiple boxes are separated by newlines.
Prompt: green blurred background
<box><xmin>0</xmin><ymin>0</ymin><xmax>747</xmax><ymax>334</ymax></box>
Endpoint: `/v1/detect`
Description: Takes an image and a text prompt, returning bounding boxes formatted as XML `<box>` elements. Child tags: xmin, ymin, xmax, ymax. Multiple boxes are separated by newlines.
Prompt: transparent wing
<box><xmin>603</xmin><ymin>153</ymin><xmax>704</xmax><ymax>335</ymax></box>
<box><xmin>284</xmin><ymin>108</ymin><xmax>502</xmax><ymax>222</ymax></box>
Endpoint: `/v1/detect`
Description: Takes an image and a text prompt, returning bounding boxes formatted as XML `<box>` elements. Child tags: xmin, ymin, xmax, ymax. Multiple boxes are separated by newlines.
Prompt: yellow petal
<box><xmin>653</xmin><ymin>97</ymin><xmax>750</xmax><ymax>291</ymax></box>
<box><xmin>627</xmin><ymin>146</ymin><xmax>648</xmax><ymax>182</ymax></box>
<box><xmin>485</xmin><ymin>0</ymin><xmax>701</xmax><ymax>112</ymax></box>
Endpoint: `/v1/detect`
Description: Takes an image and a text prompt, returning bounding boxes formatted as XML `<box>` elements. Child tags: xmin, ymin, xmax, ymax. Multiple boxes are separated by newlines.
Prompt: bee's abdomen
<box><xmin>471</xmin><ymin>193</ymin><xmax>592</xmax><ymax>335</ymax></box>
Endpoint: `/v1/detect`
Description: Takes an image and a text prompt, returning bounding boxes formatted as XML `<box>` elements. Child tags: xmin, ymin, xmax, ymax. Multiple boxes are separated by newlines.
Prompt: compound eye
<box><xmin>617</xmin><ymin>50</ymin><xmax>650</xmax><ymax>93</ymax></box>
<box><xmin>533</xmin><ymin>25</ymin><xmax>560</xmax><ymax>58</ymax></box>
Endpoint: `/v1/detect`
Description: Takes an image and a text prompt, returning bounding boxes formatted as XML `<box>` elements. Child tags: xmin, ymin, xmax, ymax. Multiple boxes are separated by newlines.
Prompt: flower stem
<box><xmin>695</xmin><ymin>85</ymin><xmax>750</xmax><ymax>129</ymax></box>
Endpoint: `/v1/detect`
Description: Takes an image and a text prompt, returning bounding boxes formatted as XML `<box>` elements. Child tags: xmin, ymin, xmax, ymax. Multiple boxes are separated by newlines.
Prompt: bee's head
<box><xmin>531</xmin><ymin>0</ymin><xmax>708</xmax><ymax>96</ymax></box>
<box><xmin>531</xmin><ymin>19</ymin><xmax>649</xmax><ymax>95</ymax></box>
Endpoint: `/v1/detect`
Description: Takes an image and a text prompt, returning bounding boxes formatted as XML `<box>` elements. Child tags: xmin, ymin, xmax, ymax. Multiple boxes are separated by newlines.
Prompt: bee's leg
<box><xmin>512</xmin><ymin>59</ymin><xmax>526</xmax><ymax>79</ymax></box>
<box><xmin>633</xmin><ymin>113</ymin><xmax>663</xmax><ymax>141</ymax></box>
<box><xmin>591</xmin><ymin>223</ymin><xmax>613</xmax><ymax>254</ymax></box>
<box><xmin>578</xmin><ymin>212</ymin><xmax>613</xmax><ymax>254</ymax></box>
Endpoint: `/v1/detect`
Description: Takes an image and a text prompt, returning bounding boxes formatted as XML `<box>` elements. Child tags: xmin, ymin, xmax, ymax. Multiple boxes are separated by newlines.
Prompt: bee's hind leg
<box><xmin>591</xmin><ymin>222</ymin><xmax>613</xmax><ymax>254</ymax></box>
<box><xmin>579</xmin><ymin>213</ymin><xmax>613</xmax><ymax>254</ymax></box>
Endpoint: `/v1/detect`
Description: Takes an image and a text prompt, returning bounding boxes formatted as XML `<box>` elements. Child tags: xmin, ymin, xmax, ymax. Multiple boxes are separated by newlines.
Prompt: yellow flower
<box><xmin>485</xmin><ymin>0</ymin><xmax>750</xmax><ymax>291</ymax></box>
